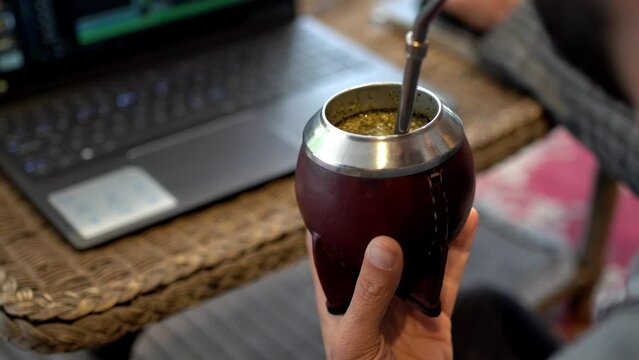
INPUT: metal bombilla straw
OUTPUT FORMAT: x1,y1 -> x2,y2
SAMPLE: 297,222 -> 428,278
395,0 -> 446,134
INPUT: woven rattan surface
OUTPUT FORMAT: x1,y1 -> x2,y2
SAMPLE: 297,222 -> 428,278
0,177 -> 307,353
0,0 -> 549,353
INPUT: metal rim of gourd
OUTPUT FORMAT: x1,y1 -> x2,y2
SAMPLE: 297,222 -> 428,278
302,82 -> 465,178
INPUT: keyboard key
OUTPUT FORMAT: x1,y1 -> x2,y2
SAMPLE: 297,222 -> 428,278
116,92 -> 137,108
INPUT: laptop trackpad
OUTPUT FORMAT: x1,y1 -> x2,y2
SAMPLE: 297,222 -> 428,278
128,120 -> 297,206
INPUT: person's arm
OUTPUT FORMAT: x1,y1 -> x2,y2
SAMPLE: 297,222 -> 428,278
476,1 -> 639,195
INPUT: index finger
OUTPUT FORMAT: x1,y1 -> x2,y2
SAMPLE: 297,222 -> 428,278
440,208 -> 479,315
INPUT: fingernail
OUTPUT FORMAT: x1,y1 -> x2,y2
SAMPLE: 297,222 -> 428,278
368,238 -> 396,270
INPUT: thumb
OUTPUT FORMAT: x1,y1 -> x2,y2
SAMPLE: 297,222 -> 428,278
342,236 -> 403,341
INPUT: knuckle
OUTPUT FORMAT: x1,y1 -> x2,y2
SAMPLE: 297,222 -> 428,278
356,276 -> 388,306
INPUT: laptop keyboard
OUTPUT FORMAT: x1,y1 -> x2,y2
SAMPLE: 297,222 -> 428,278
0,24 -> 367,178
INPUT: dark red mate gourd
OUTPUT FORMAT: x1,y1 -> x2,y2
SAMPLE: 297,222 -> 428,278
295,83 -> 475,316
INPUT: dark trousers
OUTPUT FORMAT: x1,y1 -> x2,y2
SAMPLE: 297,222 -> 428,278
452,289 -> 561,360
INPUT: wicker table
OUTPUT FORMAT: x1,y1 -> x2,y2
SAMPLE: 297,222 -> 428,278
0,0 -> 548,354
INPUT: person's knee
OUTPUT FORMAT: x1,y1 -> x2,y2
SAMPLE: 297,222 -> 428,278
457,287 -> 515,309
454,287 -> 528,326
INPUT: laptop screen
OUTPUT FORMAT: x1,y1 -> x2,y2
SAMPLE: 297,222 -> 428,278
75,1 -> 248,46
0,0 -> 293,99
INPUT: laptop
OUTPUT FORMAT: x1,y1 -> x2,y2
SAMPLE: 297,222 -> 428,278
0,0 -> 404,249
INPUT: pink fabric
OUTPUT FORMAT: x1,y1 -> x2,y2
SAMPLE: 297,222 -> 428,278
475,128 -> 639,268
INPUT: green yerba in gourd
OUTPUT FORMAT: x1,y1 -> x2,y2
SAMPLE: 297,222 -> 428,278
335,110 -> 429,136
